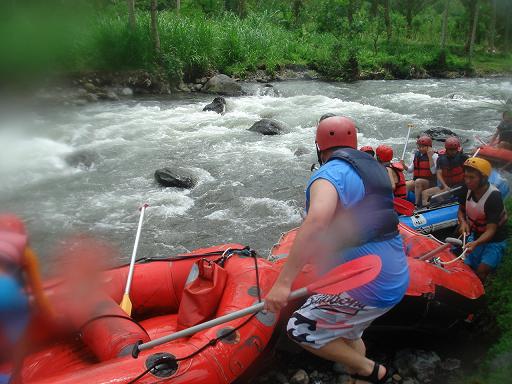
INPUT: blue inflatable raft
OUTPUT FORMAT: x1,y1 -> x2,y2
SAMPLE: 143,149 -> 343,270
399,202 -> 459,235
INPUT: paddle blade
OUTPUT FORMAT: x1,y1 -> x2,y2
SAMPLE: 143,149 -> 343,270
120,293 -> 132,316
306,255 -> 382,295
394,197 -> 415,216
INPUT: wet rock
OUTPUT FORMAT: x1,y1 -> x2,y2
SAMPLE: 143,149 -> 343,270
419,128 -> 466,143
335,374 -> 352,384
261,84 -> 280,97
394,349 -> 440,383
290,369 -> 309,384
402,378 -> 419,384
203,74 -> 243,96
294,146 -> 310,157
154,168 -> 196,189
275,372 -> 289,384
331,362 -> 348,374
64,149 -> 99,170
203,97 -> 226,114
440,358 -> 461,371
193,83 -> 203,91
248,119 -> 287,135
121,87 -> 133,96
319,113 -> 337,122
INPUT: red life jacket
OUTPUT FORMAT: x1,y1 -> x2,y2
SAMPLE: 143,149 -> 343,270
388,163 -> 407,199
413,151 -> 435,180
437,152 -> 466,187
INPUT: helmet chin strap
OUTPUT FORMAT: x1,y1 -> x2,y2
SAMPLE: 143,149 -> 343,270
316,145 -> 323,166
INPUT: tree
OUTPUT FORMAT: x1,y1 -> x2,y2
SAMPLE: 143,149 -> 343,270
462,0 -> 479,54
383,0 -> 391,40
440,0 -> 450,49
176,0 -> 180,14
468,1 -> 480,61
150,0 -> 160,55
127,0 -> 136,30
489,0 -> 496,52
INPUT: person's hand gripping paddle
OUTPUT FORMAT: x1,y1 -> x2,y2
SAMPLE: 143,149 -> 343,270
131,254 -> 381,357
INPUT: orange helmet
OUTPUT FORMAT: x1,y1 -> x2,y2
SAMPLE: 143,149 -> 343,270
376,145 -> 393,162
417,136 -> 432,147
445,136 -> 460,150
316,116 -> 357,151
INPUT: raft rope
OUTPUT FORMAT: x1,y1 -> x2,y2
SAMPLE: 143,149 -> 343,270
127,247 -> 262,384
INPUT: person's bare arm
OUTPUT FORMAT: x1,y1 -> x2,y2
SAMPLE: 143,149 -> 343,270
264,179 -> 339,313
386,167 -> 396,191
436,169 -> 449,190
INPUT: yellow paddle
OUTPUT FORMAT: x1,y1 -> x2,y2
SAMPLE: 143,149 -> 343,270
120,203 -> 149,316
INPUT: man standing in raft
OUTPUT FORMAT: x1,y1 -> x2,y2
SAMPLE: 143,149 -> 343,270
458,158 -> 508,282
264,116 -> 409,384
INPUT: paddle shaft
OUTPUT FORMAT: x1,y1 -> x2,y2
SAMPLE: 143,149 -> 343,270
401,123 -> 414,161
124,204 -> 148,297
135,264 -> 376,353
417,242 -> 451,261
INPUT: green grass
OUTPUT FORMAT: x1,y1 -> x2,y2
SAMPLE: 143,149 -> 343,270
0,6 -> 510,85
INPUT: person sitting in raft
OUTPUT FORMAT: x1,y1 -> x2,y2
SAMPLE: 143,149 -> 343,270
375,145 -> 407,200
0,213 -> 52,383
402,135 -> 438,208
489,100 -> 512,149
359,146 -> 375,158
264,116 -> 409,384
458,158 -> 508,282
421,137 -> 468,206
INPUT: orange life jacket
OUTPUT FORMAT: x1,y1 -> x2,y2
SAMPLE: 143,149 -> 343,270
437,152 -> 466,187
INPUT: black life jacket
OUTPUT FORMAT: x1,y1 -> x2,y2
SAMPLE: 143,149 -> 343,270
326,148 -> 399,243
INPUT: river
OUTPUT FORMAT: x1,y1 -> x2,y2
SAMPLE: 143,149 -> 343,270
0,77 -> 511,273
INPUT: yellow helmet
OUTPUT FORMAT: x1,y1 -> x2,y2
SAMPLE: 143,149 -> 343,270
464,157 -> 492,177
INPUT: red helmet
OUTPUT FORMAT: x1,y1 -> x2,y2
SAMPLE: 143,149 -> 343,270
376,145 -> 393,162
445,136 -> 460,150
0,213 -> 26,235
417,135 -> 432,147
359,145 -> 374,154
316,116 -> 357,151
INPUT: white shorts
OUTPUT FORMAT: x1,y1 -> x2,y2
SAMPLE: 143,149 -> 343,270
287,292 -> 392,349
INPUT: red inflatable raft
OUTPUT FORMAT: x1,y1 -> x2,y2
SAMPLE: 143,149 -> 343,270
477,145 -> 512,168
1,244 -> 282,384
270,223 -> 485,331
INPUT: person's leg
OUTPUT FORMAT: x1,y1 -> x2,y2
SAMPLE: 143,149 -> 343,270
421,186 -> 441,206
301,338 -> 387,383
476,240 -> 507,282
406,180 -> 415,193
476,263 -> 493,282
414,179 -> 429,206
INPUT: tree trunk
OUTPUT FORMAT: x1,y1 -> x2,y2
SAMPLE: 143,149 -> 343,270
370,0 -> 379,19
405,3 -> 412,39
347,0 -> 355,27
383,0 -> 392,40
468,2 -> 479,62
151,0 -> 160,55
238,0 -> 246,18
176,0 -> 180,15
505,2 -> 511,52
127,0 -> 136,31
464,0 -> 477,53
440,0 -> 450,49
489,0 -> 496,52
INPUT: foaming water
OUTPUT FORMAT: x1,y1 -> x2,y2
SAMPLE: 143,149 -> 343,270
0,78 -> 510,270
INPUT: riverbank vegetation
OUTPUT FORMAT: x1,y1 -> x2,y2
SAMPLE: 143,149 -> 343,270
1,1 -> 511,86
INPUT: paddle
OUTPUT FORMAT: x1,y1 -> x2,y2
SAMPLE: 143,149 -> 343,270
394,197 -> 415,216
120,203 -> 149,316
131,254 -> 382,357
401,123 -> 414,161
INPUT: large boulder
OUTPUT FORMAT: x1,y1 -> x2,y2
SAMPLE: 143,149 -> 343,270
419,128 -> 466,143
154,168 -> 196,189
202,74 -> 243,96
248,119 -> 287,135
64,149 -> 99,170
202,97 -> 226,114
